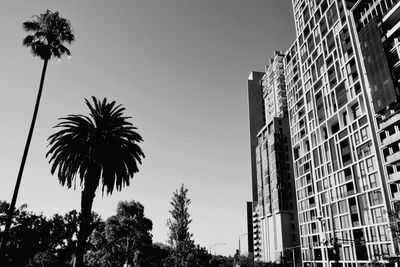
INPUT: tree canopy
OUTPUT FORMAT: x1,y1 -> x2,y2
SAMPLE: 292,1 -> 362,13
23,10 -> 74,60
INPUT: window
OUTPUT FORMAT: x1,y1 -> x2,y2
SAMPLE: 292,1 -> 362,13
340,138 -> 352,166
369,173 -> 379,188
357,141 -> 372,160
338,200 -> 348,213
370,227 -> 378,241
372,207 -> 386,223
380,131 -> 386,142
378,225 -> 389,241
352,103 -> 361,119
354,132 -> 360,145
360,127 -> 369,141
340,215 -> 350,228
343,111 -> 348,126
327,4 -> 339,28
366,157 -> 375,172
381,244 -> 391,257
369,190 -> 383,206
349,197 -> 359,226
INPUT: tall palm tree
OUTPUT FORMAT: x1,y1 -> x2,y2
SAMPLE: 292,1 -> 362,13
46,97 -> 145,267
0,10 -> 74,257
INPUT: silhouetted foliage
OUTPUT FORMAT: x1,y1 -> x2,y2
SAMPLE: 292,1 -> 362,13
86,200 -> 153,267
0,201 -> 50,266
47,97 -> 145,266
23,10 -> 74,60
0,201 -> 101,267
149,242 -> 171,266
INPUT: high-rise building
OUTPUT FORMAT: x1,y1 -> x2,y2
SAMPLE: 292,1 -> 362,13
349,0 -> 400,210
248,52 -> 300,263
247,71 -> 265,259
284,0 -> 398,265
247,1 -> 400,265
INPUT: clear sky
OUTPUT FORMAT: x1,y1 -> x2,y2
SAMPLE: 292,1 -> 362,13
0,0 -> 295,256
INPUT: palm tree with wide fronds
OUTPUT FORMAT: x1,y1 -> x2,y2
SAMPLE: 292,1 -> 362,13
46,97 -> 145,267
0,10 -> 74,258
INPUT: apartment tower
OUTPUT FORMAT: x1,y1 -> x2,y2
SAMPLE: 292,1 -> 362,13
248,52 -> 300,263
285,0 -> 398,265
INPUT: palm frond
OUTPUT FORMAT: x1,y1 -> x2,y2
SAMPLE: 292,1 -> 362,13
47,97 -> 144,195
23,10 -> 75,60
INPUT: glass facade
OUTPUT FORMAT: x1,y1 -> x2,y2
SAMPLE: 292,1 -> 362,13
358,18 -> 397,113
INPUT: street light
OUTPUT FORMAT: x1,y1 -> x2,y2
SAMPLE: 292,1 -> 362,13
209,242 -> 226,255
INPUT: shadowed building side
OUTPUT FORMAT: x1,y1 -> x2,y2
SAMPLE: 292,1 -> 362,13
248,71 -> 266,203
350,0 -> 400,213
247,201 -> 254,256
247,71 -> 265,260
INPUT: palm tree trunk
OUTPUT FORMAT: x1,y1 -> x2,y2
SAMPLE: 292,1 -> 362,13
74,176 -> 99,267
0,59 -> 49,259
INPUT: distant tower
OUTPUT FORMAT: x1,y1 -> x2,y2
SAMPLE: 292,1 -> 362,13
248,52 -> 299,263
248,71 -> 266,203
247,71 -> 264,260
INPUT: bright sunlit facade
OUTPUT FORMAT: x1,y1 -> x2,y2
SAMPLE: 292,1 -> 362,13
247,1 -> 400,265
285,0 -> 399,266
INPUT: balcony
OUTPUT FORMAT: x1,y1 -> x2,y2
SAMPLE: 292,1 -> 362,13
379,112 -> 400,130
382,133 -> 400,147
389,172 -> 400,183
386,151 -> 400,164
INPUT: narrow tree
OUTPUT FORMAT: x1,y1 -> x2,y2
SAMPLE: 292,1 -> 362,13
46,97 -> 145,267
166,184 -> 195,267
0,10 -> 74,257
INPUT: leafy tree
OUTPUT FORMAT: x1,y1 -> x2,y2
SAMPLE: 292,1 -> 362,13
48,210 -> 103,266
46,97 -> 145,266
166,184 -> 197,267
0,11 -> 74,256
149,242 -> 170,266
0,201 -> 103,267
209,255 -> 234,267
86,200 -> 153,267
187,245 -> 212,266
0,201 -> 53,266
33,251 -> 57,267
106,200 -> 152,266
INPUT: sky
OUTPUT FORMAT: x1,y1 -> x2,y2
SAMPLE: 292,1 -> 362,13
0,0 -> 295,256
